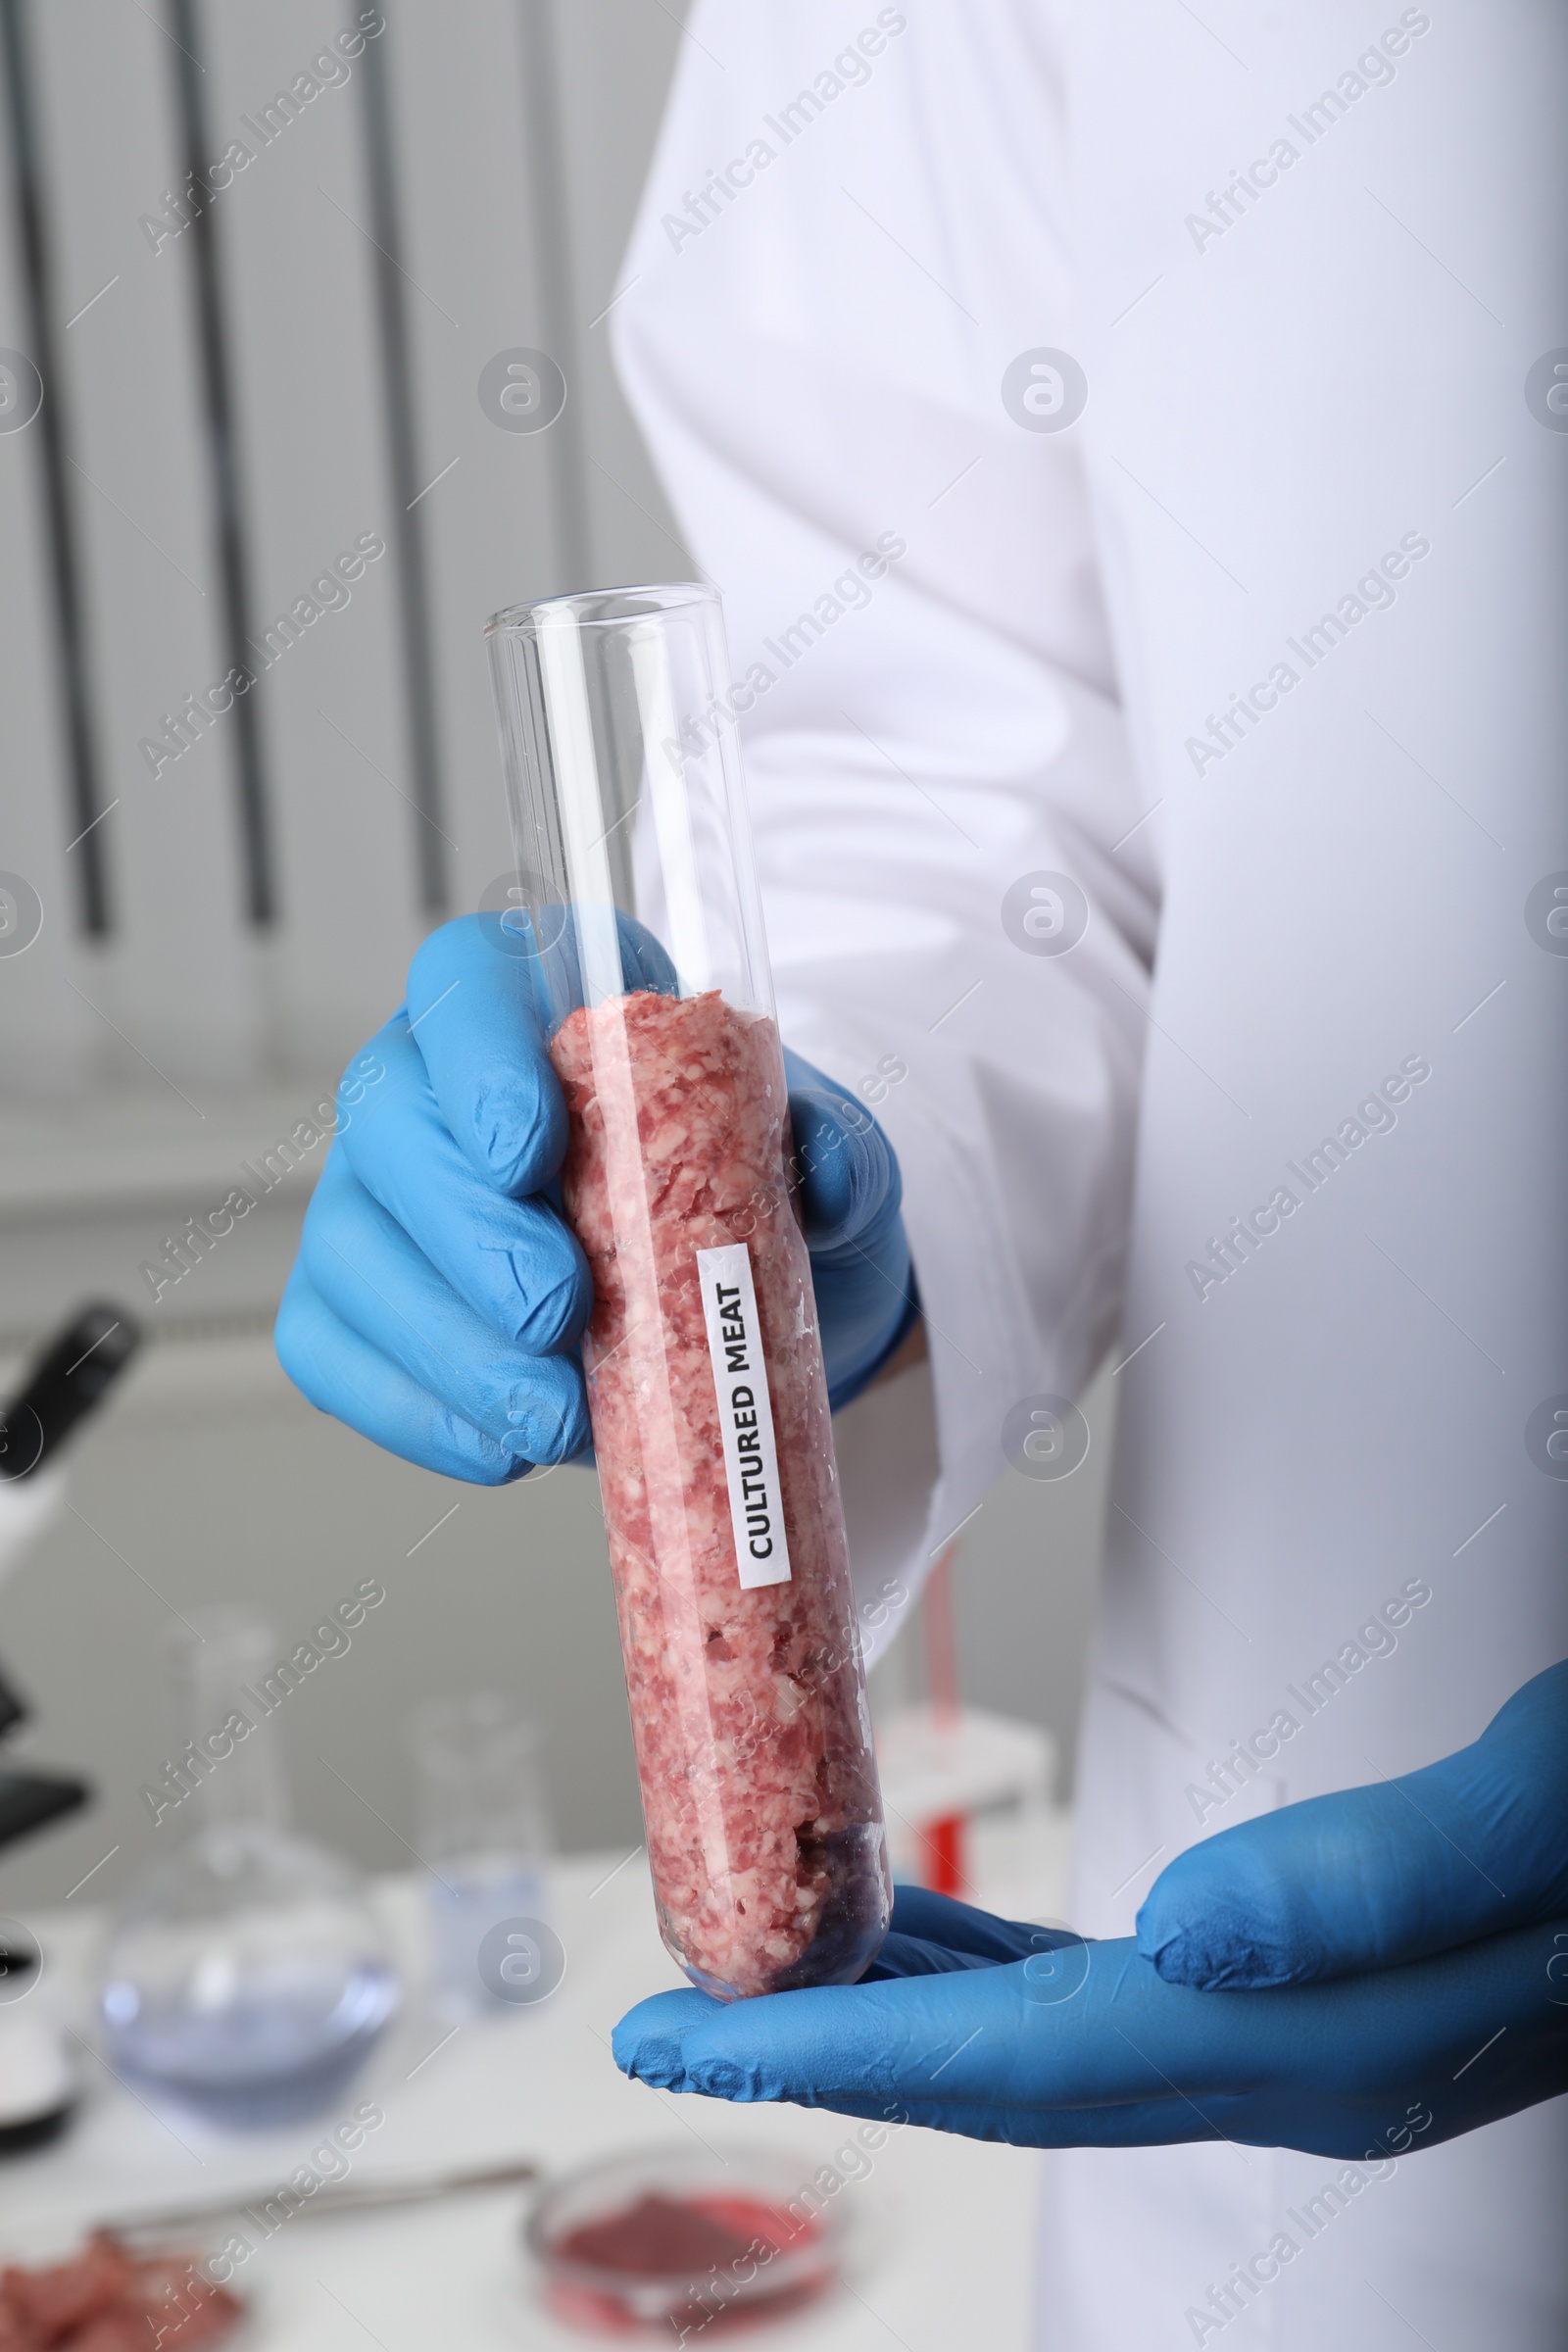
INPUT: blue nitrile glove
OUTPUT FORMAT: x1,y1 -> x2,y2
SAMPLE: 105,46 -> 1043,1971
783,1047 -> 915,1410
275,915 -> 914,1476
1137,1656 -> 1568,1988
612,1663 -> 1568,2156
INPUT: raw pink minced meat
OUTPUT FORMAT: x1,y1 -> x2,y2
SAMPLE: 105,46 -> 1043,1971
551,988 -> 890,1998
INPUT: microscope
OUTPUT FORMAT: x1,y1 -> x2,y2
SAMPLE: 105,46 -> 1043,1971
0,1304 -> 140,2148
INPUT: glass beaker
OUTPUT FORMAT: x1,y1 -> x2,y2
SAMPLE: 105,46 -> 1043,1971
410,1694 -> 550,2018
101,1610 -> 399,2128
485,583 -> 890,2000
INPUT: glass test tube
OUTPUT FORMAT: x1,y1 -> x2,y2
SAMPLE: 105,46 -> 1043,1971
486,583 -> 890,2000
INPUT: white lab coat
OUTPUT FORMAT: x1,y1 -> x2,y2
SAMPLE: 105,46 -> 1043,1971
612,5 -> 1568,2345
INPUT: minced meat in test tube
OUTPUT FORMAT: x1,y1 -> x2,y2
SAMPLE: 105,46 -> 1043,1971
553,988 -> 887,1995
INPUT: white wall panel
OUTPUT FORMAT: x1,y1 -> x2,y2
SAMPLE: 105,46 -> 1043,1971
377,0 -> 580,919
0,74 -> 94,1094
201,0 -> 425,1068
30,0 -> 258,1083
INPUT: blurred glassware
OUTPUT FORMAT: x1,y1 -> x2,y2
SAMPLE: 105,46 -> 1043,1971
100,1610 -> 399,2129
410,1694 -> 550,2020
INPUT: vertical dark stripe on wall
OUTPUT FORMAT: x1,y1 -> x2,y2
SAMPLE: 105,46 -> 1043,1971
168,0 -> 275,927
0,0 -> 110,935
514,0 -> 591,594
357,11 -> 449,915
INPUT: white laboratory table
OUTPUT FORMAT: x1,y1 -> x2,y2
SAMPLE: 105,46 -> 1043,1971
2,1819 -> 1070,2350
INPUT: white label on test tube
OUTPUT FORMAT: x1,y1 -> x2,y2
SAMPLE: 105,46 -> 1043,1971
696,1243 -> 793,1591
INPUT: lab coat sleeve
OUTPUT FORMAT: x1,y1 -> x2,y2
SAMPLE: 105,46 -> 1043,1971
612,1 -> 1155,1656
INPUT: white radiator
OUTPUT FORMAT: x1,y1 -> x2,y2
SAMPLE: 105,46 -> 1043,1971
0,0 -> 687,1098
0,0 -> 690,1344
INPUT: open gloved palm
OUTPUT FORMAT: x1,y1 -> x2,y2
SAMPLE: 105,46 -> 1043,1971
613,1662 -> 1568,2156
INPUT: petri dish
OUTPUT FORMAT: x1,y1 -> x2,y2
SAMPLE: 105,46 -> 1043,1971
524,2143 -> 844,2334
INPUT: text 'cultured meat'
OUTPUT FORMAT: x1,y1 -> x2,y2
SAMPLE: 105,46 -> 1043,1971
551,988 -> 889,1998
